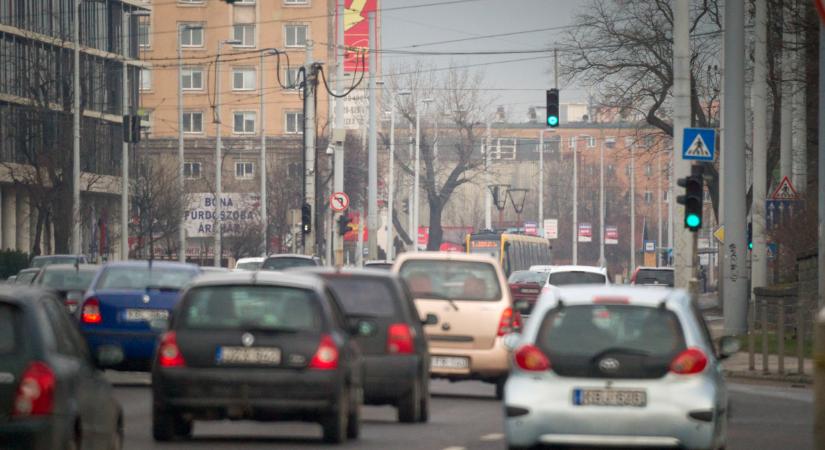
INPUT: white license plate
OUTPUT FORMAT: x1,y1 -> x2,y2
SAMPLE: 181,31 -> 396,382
124,309 -> 168,322
520,288 -> 540,294
217,347 -> 282,365
573,388 -> 647,407
431,356 -> 470,370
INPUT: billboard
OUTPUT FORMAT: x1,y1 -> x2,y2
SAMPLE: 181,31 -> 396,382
605,226 -> 618,245
184,193 -> 261,238
578,223 -> 592,243
342,0 -> 377,73
543,219 -> 558,240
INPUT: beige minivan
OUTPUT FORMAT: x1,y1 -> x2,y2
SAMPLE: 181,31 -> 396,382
394,252 -> 518,399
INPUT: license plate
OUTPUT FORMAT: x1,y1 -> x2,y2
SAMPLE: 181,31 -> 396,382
217,347 -> 282,365
573,388 -> 647,407
520,288 -> 540,294
431,356 -> 469,370
124,309 -> 168,322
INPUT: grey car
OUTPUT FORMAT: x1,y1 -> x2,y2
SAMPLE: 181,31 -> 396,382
503,286 -> 738,450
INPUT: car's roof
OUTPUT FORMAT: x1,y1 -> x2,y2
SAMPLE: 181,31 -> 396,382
188,270 -> 324,291
394,251 -> 498,264
546,265 -> 607,275
236,257 -> 264,263
635,266 -> 675,272
540,285 -> 687,308
265,253 -> 317,260
39,264 -> 99,272
18,268 -> 41,274
296,266 -> 400,280
0,286 -> 57,304
32,254 -> 85,259
101,260 -> 200,270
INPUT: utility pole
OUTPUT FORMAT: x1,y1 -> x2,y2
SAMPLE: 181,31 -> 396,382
630,142 -> 635,271
657,151 -> 663,267
408,123 -> 414,241
780,5 -> 793,182
672,0 -> 693,289
722,0 -> 748,334
484,121 -> 492,230
121,11 -> 130,260
213,39 -> 239,267
303,42 -> 317,256
386,103 -> 395,261
413,102 -> 421,251
538,130 -> 543,234
572,137 -> 578,265
333,0 -> 345,264
367,11 -> 378,260
793,0 -> 807,193
819,20 -> 825,309
72,0 -> 81,255
177,25 -> 188,262
259,50 -> 270,256
599,139 -> 605,267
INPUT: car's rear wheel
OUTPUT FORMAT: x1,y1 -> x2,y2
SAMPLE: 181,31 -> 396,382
398,378 -> 421,423
495,377 -> 506,400
418,377 -> 430,423
347,386 -> 361,439
322,391 -> 349,444
153,404 -> 191,441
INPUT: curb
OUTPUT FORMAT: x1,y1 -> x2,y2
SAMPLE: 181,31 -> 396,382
724,370 -> 812,385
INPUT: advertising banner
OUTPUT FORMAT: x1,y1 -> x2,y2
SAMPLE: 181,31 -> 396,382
184,193 -> 261,238
578,223 -> 592,242
605,226 -> 618,245
342,0 -> 377,73
543,219 -> 558,240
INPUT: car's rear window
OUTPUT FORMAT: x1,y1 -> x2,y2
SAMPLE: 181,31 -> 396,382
548,271 -> 606,286
32,256 -> 83,268
636,269 -> 674,286
399,260 -> 502,301
508,271 -> 547,284
0,304 -> 18,354
536,305 -> 685,378
323,277 -> 398,317
40,269 -> 96,291
262,257 -> 317,271
236,261 -> 262,271
96,266 -> 197,290
181,286 -> 321,331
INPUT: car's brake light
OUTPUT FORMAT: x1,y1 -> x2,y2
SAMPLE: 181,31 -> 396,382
593,296 -> 629,305
387,323 -> 414,354
157,332 -> 185,368
12,362 -> 55,417
497,307 -> 521,336
309,334 -> 339,370
514,345 -> 550,372
81,297 -> 101,324
670,348 -> 707,375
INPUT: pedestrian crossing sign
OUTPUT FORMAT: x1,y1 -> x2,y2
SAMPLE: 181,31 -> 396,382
682,128 -> 715,161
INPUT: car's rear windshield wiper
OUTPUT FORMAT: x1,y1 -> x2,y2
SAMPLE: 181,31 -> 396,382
416,292 -> 459,311
589,347 -> 651,362
239,322 -> 302,333
146,285 -> 181,292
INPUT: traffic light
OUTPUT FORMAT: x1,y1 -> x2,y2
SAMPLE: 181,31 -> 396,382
546,88 -> 559,128
747,222 -> 753,250
676,167 -> 703,232
301,203 -> 311,234
337,215 -> 352,236
131,115 -> 141,143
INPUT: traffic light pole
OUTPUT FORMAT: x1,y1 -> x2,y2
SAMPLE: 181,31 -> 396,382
672,0 -> 693,290
303,43 -> 318,256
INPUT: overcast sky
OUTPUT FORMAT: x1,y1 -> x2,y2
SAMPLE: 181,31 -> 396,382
381,0 -> 585,122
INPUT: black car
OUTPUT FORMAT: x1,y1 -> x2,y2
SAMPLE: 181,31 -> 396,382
32,264 -> 99,314
0,286 -> 123,450
261,254 -> 321,271
298,268 -> 430,423
151,271 -> 363,443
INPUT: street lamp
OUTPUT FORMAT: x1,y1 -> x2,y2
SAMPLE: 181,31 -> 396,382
213,38 -> 242,267
508,188 -> 528,230
412,97 -> 433,251
488,184 -> 510,229
177,23 -> 192,262
385,89 -> 411,260
260,49 -> 278,258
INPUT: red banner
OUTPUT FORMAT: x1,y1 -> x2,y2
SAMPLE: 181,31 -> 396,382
341,0 -> 377,72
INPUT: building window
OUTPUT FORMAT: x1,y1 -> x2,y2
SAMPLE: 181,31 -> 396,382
234,0 -> 255,4
284,67 -> 300,89
625,136 -> 636,148
605,137 -> 617,149
232,24 -> 255,47
285,24 -> 308,47
284,0 -> 308,4
285,111 -> 303,133
644,191 -> 653,203
181,67 -> 203,90
139,69 -> 152,91
232,68 -> 256,91
183,162 -> 201,179
180,24 -> 204,47
581,135 -> 595,148
138,21 -> 150,47
233,112 -> 256,134
645,163 -> 653,176
607,164 -> 615,176
139,108 -> 152,123
182,111 -> 203,133
663,190 -> 669,201
235,162 -> 255,179
569,136 -> 577,149
179,0 -> 204,4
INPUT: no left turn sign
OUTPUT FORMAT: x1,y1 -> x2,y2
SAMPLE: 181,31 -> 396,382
330,192 -> 350,212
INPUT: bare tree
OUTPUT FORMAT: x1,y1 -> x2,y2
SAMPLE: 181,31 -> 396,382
131,154 -> 188,260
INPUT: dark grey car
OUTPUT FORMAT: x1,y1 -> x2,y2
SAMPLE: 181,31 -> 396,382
0,287 -> 123,450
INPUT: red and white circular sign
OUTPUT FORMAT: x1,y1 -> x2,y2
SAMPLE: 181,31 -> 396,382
329,192 -> 350,212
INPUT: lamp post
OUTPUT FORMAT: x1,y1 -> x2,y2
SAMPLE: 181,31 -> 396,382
260,49 -> 277,257
177,24 -> 192,262
386,90 -> 411,260
213,39 -> 241,267
508,188 -> 528,230
72,0 -> 82,255
413,97 -> 433,251
489,184 -> 510,229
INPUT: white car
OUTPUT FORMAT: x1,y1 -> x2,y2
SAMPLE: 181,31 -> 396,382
534,265 -> 610,288
503,286 -> 738,450
234,257 -> 264,271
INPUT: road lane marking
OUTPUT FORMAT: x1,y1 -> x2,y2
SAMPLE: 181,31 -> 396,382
480,433 -> 504,441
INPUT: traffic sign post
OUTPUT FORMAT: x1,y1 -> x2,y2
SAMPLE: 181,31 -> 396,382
682,128 -> 716,161
329,192 -> 350,212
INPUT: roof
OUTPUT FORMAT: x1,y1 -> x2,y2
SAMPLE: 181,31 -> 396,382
635,266 -> 675,271
236,257 -> 264,263
17,268 -> 41,274
295,267 -> 400,280
0,286 -> 56,305
38,264 -> 99,272
101,260 -> 200,270
394,251 -> 498,265
546,265 -> 607,275
265,254 -> 317,260
188,270 -> 323,291
540,285 -> 688,309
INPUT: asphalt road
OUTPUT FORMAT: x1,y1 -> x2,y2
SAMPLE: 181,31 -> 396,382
111,374 -> 812,450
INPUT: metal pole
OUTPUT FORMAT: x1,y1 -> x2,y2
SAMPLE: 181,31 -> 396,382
260,51 -> 268,256
178,26 -> 186,262
599,140 -> 605,267
333,0 -> 345,264
214,41 -> 225,267
630,143 -> 636,271
408,123 -> 414,241
657,151 -> 663,267
72,0 -> 81,255
572,137 -> 577,265
386,104 -> 395,261
672,0 -> 693,289
818,24 -> 825,310
413,103 -> 420,251
538,131 -> 543,234
751,0 -> 769,332
367,12 -> 378,260
553,48 -> 558,89
780,6 -> 793,182
484,121 -> 492,229
304,42 -> 316,256
121,11 -> 129,260
723,0 -> 748,334
794,1 -> 807,194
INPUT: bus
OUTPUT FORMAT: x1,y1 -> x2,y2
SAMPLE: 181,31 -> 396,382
466,231 -> 552,277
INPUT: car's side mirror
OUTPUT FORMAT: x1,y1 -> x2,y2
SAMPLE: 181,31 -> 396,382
502,333 -> 521,351
421,313 -> 438,326
717,336 -> 741,360
94,345 -> 124,369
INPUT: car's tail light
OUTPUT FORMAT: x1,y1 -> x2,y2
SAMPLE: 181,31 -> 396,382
157,332 -> 185,368
81,298 -> 101,324
12,362 -> 55,417
497,307 -> 521,336
514,345 -> 550,372
387,323 -> 414,354
670,348 -> 708,375
309,334 -> 339,370
64,299 -> 78,314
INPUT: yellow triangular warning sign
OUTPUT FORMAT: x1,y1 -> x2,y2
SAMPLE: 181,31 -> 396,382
686,133 -> 711,157
770,176 -> 800,200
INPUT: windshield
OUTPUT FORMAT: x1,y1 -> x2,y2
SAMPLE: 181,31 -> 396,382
548,271 -> 606,286
323,277 -> 398,317
31,256 -> 83,268
181,286 -> 321,331
16,271 -> 37,284
39,269 -> 96,291
262,257 -> 317,271
468,240 -> 500,260
399,260 -> 502,301
635,269 -> 674,286
235,261 -> 262,271
508,271 -> 547,284
96,266 -> 197,290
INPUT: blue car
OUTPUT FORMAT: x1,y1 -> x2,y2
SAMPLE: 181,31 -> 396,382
77,261 -> 201,371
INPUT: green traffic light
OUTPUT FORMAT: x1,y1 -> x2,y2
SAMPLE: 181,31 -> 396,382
547,115 -> 559,126
748,242 -> 753,250
685,214 -> 701,228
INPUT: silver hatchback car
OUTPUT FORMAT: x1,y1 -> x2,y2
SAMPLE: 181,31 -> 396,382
503,286 -> 738,450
